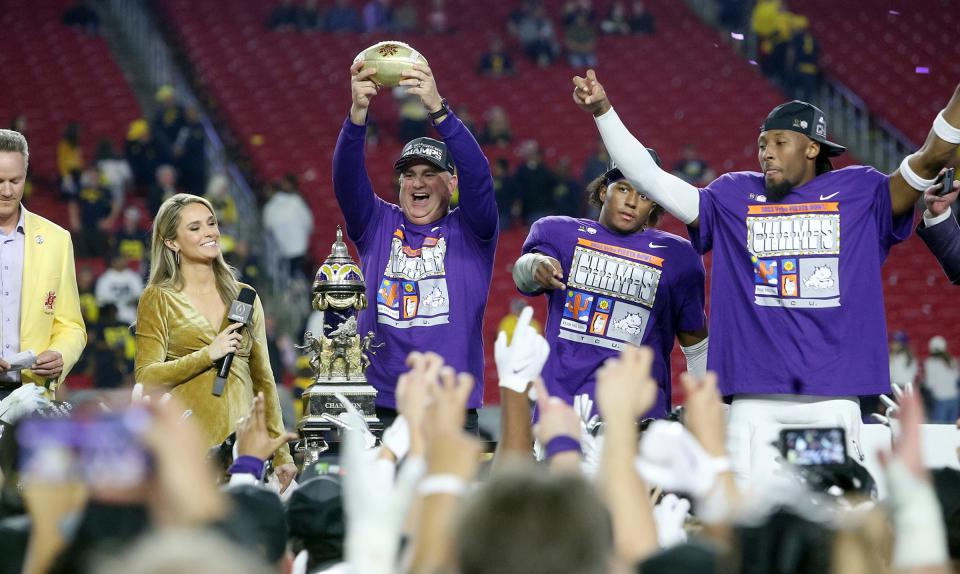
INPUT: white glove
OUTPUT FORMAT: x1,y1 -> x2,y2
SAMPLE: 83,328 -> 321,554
380,415 -> 411,462
652,493 -> 691,548
636,420 -> 727,498
342,417 -> 425,574
573,394 -> 603,476
334,392 -> 378,450
495,306 -> 550,394
871,382 -> 907,440
0,383 -> 51,424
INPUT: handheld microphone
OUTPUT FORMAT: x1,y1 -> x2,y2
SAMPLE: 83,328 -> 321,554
213,287 -> 256,397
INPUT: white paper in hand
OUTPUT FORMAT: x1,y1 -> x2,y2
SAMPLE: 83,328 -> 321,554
495,306 -> 550,394
2,350 -> 36,371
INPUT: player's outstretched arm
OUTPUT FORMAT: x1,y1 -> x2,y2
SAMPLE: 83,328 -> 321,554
889,83 -> 960,216
573,69 -> 702,227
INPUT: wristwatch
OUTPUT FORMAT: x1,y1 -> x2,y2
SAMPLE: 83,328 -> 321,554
429,98 -> 450,123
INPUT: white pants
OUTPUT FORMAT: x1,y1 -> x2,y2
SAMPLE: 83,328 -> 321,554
727,394 -> 864,487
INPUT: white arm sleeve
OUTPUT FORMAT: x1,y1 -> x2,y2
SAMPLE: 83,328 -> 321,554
595,108 -> 702,225
513,252 -> 545,293
680,337 -> 708,376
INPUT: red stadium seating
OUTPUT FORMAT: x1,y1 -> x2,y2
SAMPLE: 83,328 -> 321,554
792,0 -> 960,145
0,0 -> 142,229
157,0 -> 957,404
1,0 -> 143,390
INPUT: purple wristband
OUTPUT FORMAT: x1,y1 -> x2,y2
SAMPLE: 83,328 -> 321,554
544,435 -> 581,459
229,455 -> 266,480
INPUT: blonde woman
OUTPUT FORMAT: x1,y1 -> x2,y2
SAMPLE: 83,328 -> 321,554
135,193 -> 296,489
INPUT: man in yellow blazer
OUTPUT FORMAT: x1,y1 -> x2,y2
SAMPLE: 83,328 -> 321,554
0,129 -> 86,400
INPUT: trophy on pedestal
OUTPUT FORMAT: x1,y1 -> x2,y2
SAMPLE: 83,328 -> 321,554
296,226 -> 382,463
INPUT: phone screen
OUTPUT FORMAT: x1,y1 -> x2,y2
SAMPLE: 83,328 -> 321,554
779,427 -> 846,466
17,409 -> 152,487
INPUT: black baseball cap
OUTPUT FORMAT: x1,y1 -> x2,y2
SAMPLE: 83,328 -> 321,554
286,475 -> 344,543
394,137 -> 456,173
601,148 -> 661,184
761,100 -> 846,157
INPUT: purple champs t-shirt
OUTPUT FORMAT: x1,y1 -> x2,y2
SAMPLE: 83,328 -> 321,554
333,112 -> 498,409
522,217 -> 706,417
690,165 -> 914,397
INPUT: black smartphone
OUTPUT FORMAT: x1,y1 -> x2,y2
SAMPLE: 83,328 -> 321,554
778,427 -> 846,466
936,167 -> 956,197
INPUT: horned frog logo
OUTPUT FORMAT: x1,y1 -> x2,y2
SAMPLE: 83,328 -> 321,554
804,265 -> 835,289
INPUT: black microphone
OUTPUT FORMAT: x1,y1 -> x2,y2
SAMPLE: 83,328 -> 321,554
213,287 -> 256,397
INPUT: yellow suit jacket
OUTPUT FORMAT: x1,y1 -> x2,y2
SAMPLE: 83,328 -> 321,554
20,207 -> 87,391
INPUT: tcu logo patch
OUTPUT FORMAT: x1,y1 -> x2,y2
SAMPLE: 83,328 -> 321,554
44,291 -> 56,313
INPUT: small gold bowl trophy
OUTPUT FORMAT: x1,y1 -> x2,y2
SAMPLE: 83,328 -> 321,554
296,226 -> 382,464
354,40 -> 428,87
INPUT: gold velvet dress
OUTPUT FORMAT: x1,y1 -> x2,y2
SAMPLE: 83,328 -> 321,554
134,283 -> 293,466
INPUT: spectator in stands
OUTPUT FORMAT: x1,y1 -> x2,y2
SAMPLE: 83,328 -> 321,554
398,93 -> 430,142
786,15 -> 819,101
95,138 -> 133,208
427,0 -> 450,34
173,104 -> 207,196
392,0 -> 418,33
514,140 -> 556,223
751,0 -> 791,84
561,0 -> 595,27
326,0 -> 362,33
509,1 -> 559,67
917,170 -> 960,284
889,331 -> 918,390
455,105 -> 479,138
481,105 -> 513,147
564,11 -> 598,68
492,157 -> 520,229
629,0 -> 655,35
299,0 -> 323,30
114,205 -> 150,272
91,302 -> 135,388
924,336 -> 959,423
581,138 -> 610,187
61,0 -> 99,35
226,239 -> 262,288
95,253 -> 144,325
671,144 -> 716,186
152,85 -> 186,150
363,0 -> 392,33
204,174 -> 238,230
718,0 -> 749,31
477,36 -> 516,77
76,264 -> 100,326
8,115 -> 27,137
550,156 -> 582,216
600,1 -> 630,35
57,122 -> 84,196
69,166 -> 116,257
267,0 -> 299,30
126,118 -> 171,194
497,298 -> 543,344
262,174 -> 314,279
149,164 -> 179,218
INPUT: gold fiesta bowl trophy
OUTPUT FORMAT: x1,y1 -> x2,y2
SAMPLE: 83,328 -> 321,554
354,40 -> 428,87
296,226 -> 382,462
